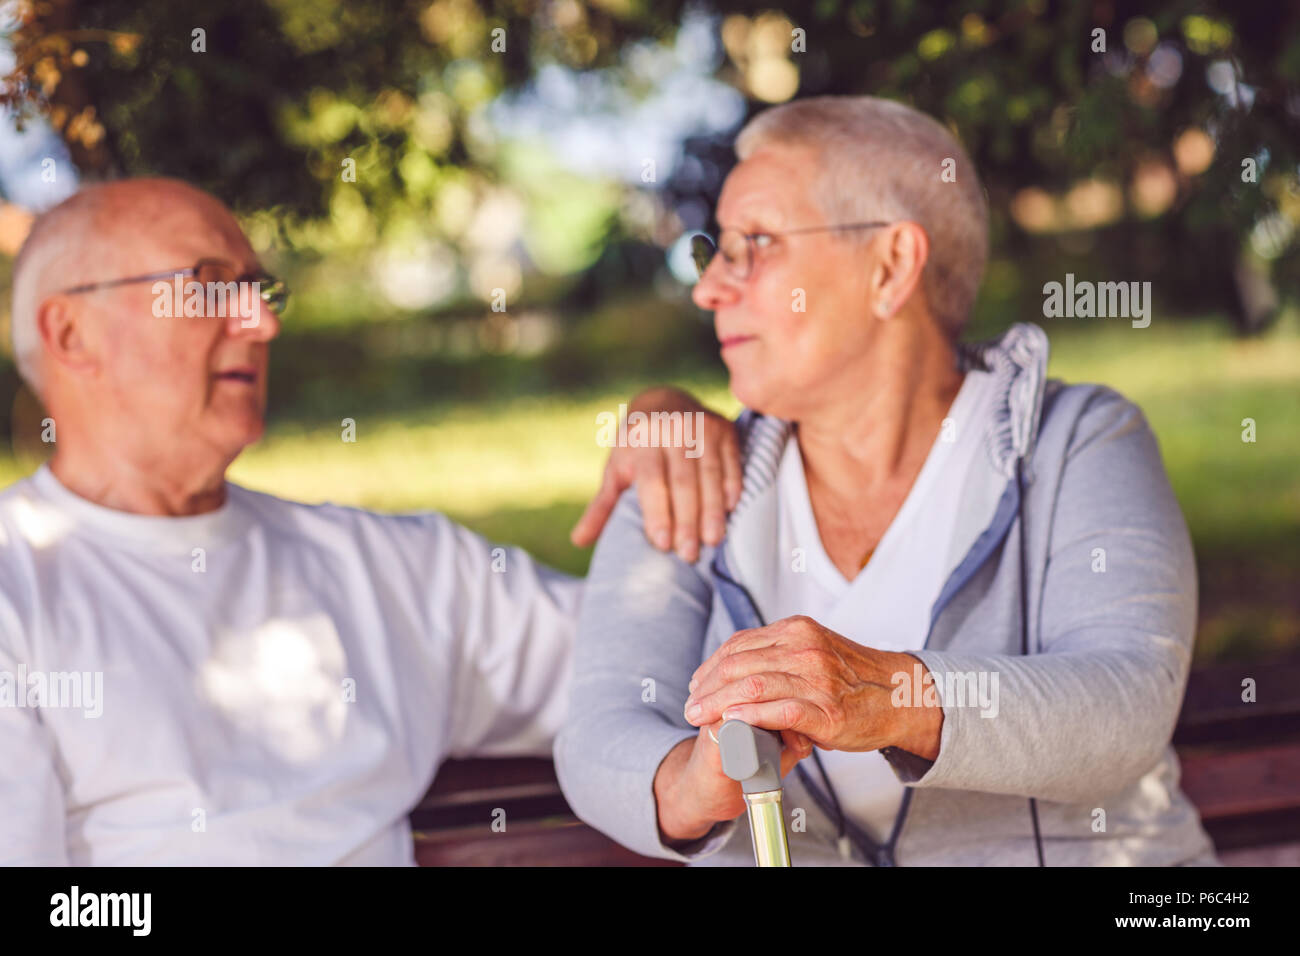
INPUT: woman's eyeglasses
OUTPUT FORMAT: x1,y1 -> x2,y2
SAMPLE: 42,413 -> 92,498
57,257 -> 290,314
689,221 -> 894,281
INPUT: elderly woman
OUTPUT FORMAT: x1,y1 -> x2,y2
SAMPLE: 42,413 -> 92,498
554,96 -> 1218,866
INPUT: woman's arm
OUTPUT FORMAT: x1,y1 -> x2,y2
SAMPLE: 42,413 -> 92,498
902,390 -> 1197,803
553,487 -> 739,860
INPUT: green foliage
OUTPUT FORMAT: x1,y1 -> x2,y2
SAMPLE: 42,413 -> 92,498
698,1 -> 1300,330
4,1 -> 1297,332
2,0 -> 683,254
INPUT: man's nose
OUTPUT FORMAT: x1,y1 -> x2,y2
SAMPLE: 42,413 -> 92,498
225,301 -> 282,341
691,259 -> 742,311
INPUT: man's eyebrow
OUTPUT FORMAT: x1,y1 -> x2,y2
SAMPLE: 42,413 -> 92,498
720,204 -> 788,234
720,222 -> 780,236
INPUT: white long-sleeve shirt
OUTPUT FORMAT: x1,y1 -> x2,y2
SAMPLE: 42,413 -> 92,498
0,465 -> 580,865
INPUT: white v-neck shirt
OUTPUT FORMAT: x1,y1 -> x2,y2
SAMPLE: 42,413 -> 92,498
764,369 -> 999,842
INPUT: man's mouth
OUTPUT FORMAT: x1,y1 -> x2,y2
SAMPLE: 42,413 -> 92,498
719,334 -> 756,350
214,367 -> 258,385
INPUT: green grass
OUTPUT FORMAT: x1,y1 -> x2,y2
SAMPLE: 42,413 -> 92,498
3,316 -> 1296,662
1039,316 -> 1300,661
234,378 -> 740,575
1043,317 -> 1300,558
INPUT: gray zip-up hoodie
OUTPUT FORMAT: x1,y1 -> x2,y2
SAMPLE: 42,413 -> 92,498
555,322 -> 1219,866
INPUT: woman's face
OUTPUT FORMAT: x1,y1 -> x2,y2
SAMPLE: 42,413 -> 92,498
692,143 -> 881,421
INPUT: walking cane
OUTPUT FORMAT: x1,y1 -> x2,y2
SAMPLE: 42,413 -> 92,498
717,719 -> 792,866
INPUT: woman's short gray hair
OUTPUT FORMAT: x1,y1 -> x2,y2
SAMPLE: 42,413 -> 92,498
735,95 -> 988,340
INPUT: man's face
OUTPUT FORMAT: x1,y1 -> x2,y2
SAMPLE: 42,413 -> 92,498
66,198 -> 281,469
691,144 -> 881,421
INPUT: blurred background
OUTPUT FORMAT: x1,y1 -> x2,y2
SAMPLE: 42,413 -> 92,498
0,0 -> 1296,667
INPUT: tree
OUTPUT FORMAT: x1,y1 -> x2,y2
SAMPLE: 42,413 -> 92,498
4,0 -> 1297,331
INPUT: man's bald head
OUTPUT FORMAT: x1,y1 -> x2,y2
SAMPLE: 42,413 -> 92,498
11,178 -> 246,397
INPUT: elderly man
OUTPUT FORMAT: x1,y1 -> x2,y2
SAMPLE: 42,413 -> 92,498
0,177 -> 739,865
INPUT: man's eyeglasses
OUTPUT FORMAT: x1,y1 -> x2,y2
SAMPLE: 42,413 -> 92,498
56,258 -> 290,314
689,221 -> 894,281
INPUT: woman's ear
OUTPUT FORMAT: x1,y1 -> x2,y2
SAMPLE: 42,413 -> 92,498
36,295 -> 100,380
870,221 -> 930,320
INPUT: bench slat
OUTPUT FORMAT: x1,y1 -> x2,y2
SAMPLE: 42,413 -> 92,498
413,818 -> 680,867
1178,742 -> 1300,819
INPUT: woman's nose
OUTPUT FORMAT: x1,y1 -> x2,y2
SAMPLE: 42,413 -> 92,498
692,260 -> 742,311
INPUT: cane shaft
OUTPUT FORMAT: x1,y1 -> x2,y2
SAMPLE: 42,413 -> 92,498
744,790 -> 791,867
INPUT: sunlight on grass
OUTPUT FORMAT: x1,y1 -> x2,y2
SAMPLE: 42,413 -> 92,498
216,318 -> 1299,566
1044,317 -> 1300,558
5,318 -> 1294,556
227,380 -> 741,518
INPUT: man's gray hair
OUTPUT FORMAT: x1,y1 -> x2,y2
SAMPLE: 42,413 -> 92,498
735,95 -> 988,339
9,187 -> 111,398
10,212 -> 59,397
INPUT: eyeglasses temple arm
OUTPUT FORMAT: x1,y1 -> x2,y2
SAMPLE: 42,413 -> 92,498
773,221 -> 893,238
60,267 -> 198,296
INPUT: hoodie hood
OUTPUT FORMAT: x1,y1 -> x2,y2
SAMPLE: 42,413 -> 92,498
957,321 -> 1050,482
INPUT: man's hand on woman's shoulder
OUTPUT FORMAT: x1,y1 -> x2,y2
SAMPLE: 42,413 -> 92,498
571,385 -> 743,562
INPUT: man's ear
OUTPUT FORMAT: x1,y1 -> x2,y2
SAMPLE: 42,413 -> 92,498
36,295 -> 100,379
869,221 -> 930,320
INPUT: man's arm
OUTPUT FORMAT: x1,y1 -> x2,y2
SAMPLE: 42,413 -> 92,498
435,515 -> 583,759
436,386 -> 737,758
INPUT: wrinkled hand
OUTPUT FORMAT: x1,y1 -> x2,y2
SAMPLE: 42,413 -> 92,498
571,386 -> 742,561
654,720 -> 812,843
681,615 -> 943,759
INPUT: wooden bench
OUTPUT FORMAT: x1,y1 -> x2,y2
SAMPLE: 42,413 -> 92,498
1171,655 -> 1300,856
411,655 -> 1300,865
